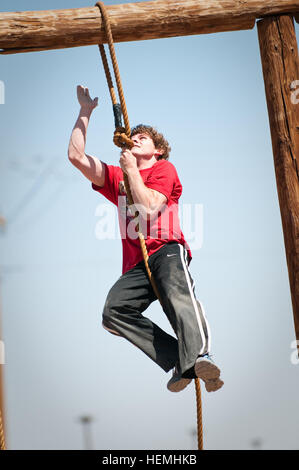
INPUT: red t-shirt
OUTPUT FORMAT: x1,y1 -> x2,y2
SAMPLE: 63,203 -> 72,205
92,159 -> 192,274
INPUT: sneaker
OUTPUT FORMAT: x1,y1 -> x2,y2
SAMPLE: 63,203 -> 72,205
167,367 -> 192,393
194,354 -> 224,392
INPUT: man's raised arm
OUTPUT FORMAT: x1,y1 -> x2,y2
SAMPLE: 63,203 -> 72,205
68,85 -> 105,187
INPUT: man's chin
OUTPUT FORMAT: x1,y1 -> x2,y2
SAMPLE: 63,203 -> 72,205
131,151 -> 141,158
132,152 -> 152,159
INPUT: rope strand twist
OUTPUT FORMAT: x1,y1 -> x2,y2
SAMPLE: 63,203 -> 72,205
0,407 -> 6,450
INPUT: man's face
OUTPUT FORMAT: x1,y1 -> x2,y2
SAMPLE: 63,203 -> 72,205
130,133 -> 160,159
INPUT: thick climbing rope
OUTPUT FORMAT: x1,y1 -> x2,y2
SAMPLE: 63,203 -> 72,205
95,1 -> 203,451
0,408 -> 5,450
194,379 -> 203,450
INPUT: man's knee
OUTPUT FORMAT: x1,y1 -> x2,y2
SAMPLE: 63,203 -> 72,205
102,319 -> 121,336
102,297 -> 121,336
102,293 -> 115,322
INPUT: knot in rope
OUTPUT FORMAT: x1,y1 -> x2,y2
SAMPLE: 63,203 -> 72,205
113,127 -> 134,149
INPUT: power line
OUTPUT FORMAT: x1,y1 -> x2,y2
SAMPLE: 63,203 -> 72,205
5,158 -> 61,226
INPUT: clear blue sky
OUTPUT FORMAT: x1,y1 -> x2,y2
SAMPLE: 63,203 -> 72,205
0,0 -> 299,450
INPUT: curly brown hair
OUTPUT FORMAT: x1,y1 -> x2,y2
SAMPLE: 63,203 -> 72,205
130,124 -> 171,160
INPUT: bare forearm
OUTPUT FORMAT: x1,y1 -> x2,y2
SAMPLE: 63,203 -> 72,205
127,168 -> 155,214
68,106 -> 93,159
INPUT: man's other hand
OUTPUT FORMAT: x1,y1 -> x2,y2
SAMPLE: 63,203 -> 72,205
77,85 -> 98,110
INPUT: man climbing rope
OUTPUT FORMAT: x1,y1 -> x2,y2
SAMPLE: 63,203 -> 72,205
68,85 -> 224,393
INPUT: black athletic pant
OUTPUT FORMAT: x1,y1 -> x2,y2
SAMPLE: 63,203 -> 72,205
102,242 -> 210,377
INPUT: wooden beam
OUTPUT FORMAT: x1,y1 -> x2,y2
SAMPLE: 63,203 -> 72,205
0,0 -> 299,55
258,15 -> 299,350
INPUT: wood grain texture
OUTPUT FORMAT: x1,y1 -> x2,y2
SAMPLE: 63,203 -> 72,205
1,0 -> 299,54
258,15 -> 299,346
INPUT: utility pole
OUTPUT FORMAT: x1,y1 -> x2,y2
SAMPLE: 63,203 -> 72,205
79,415 -> 94,450
0,215 -> 6,450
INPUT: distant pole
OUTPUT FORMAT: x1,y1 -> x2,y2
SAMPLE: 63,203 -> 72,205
0,290 -> 6,450
0,216 -> 6,450
251,438 -> 263,450
79,415 -> 94,450
189,427 -> 197,449
258,15 -> 299,351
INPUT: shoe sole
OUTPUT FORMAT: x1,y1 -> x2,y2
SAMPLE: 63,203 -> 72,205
205,378 -> 224,392
167,377 -> 192,393
194,359 -> 224,392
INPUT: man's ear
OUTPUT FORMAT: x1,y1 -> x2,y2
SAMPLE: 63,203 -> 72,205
154,148 -> 164,157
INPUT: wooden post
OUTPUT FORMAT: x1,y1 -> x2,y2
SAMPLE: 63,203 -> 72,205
258,15 -> 299,350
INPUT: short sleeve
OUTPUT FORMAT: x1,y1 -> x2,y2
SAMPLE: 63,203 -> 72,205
145,160 -> 182,202
91,163 -> 121,206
